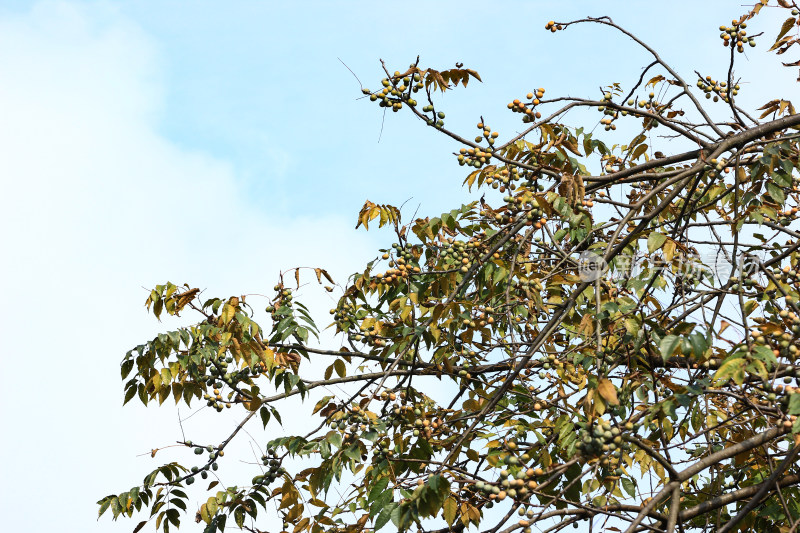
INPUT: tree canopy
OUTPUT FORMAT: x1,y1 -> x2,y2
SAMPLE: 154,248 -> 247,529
100,3 -> 800,532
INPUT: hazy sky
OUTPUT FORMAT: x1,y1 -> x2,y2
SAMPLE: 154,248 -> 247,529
1,1 -> 797,532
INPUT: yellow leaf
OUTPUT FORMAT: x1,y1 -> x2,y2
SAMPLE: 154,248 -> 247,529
532,194 -> 557,217
578,314 -> 594,336
775,17 -> 797,46
221,302 -> 235,325
597,379 -> 620,406
594,394 -> 607,416
443,497 -> 458,525
630,143 -> 649,161
663,238 -> 676,262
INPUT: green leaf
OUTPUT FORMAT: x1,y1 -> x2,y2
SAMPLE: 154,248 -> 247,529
375,503 -> 397,531
772,171 -> 792,187
344,444 -> 361,461
271,407 -> 283,426
752,345 -> 778,367
714,356 -> 746,385
788,393 -> 800,416
369,478 -> 390,502
688,332 -> 707,358
121,359 -> 134,379
621,478 -> 636,498
370,489 -> 393,518
391,503 -> 416,530
328,432 -> 342,450
659,335 -> 681,360
110,496 -> 121,518
767,182 -> 786,204
98,497 -> 113,517
648,232 -> 667,253
123,385 -> 137,405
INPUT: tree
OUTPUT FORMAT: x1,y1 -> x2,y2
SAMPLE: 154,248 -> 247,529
100,3 -> 800,532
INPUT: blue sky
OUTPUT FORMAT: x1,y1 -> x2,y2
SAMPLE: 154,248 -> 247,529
1,1 -> 797,532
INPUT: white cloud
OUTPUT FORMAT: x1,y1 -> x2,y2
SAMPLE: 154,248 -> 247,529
0,3 -> 377,531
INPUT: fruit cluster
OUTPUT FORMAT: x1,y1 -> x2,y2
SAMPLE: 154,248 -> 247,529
457,146 -> 493,169
473,122 -> 500,146
507,89 -> 545,123
363,70 -> 422,113
385,399 -> 451,440
364,67 -> 456,129
381,254 -> 421,280
697,76 -> 740,103
330,300 -> 358,332
354,321 -> 387,347
544,20 -> 563,32
481,164 -> 548,197
266,285 -> 294,317
502,192 -> 548,226
203,383 -> 232,411
719,21 -> 755,52
329,405 -> 379,435
574,419 -> 632,458
749,304 -> 800,358
597,92 -> 620,131
620,93 -> 663,129
471,441 -> 550,514
728,276 -> 761,294
184,440 -> 222,485
439,238 -> 479,273
200,356 -> 261,412
252,447 -> 285,487
423,109 -> 446,128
